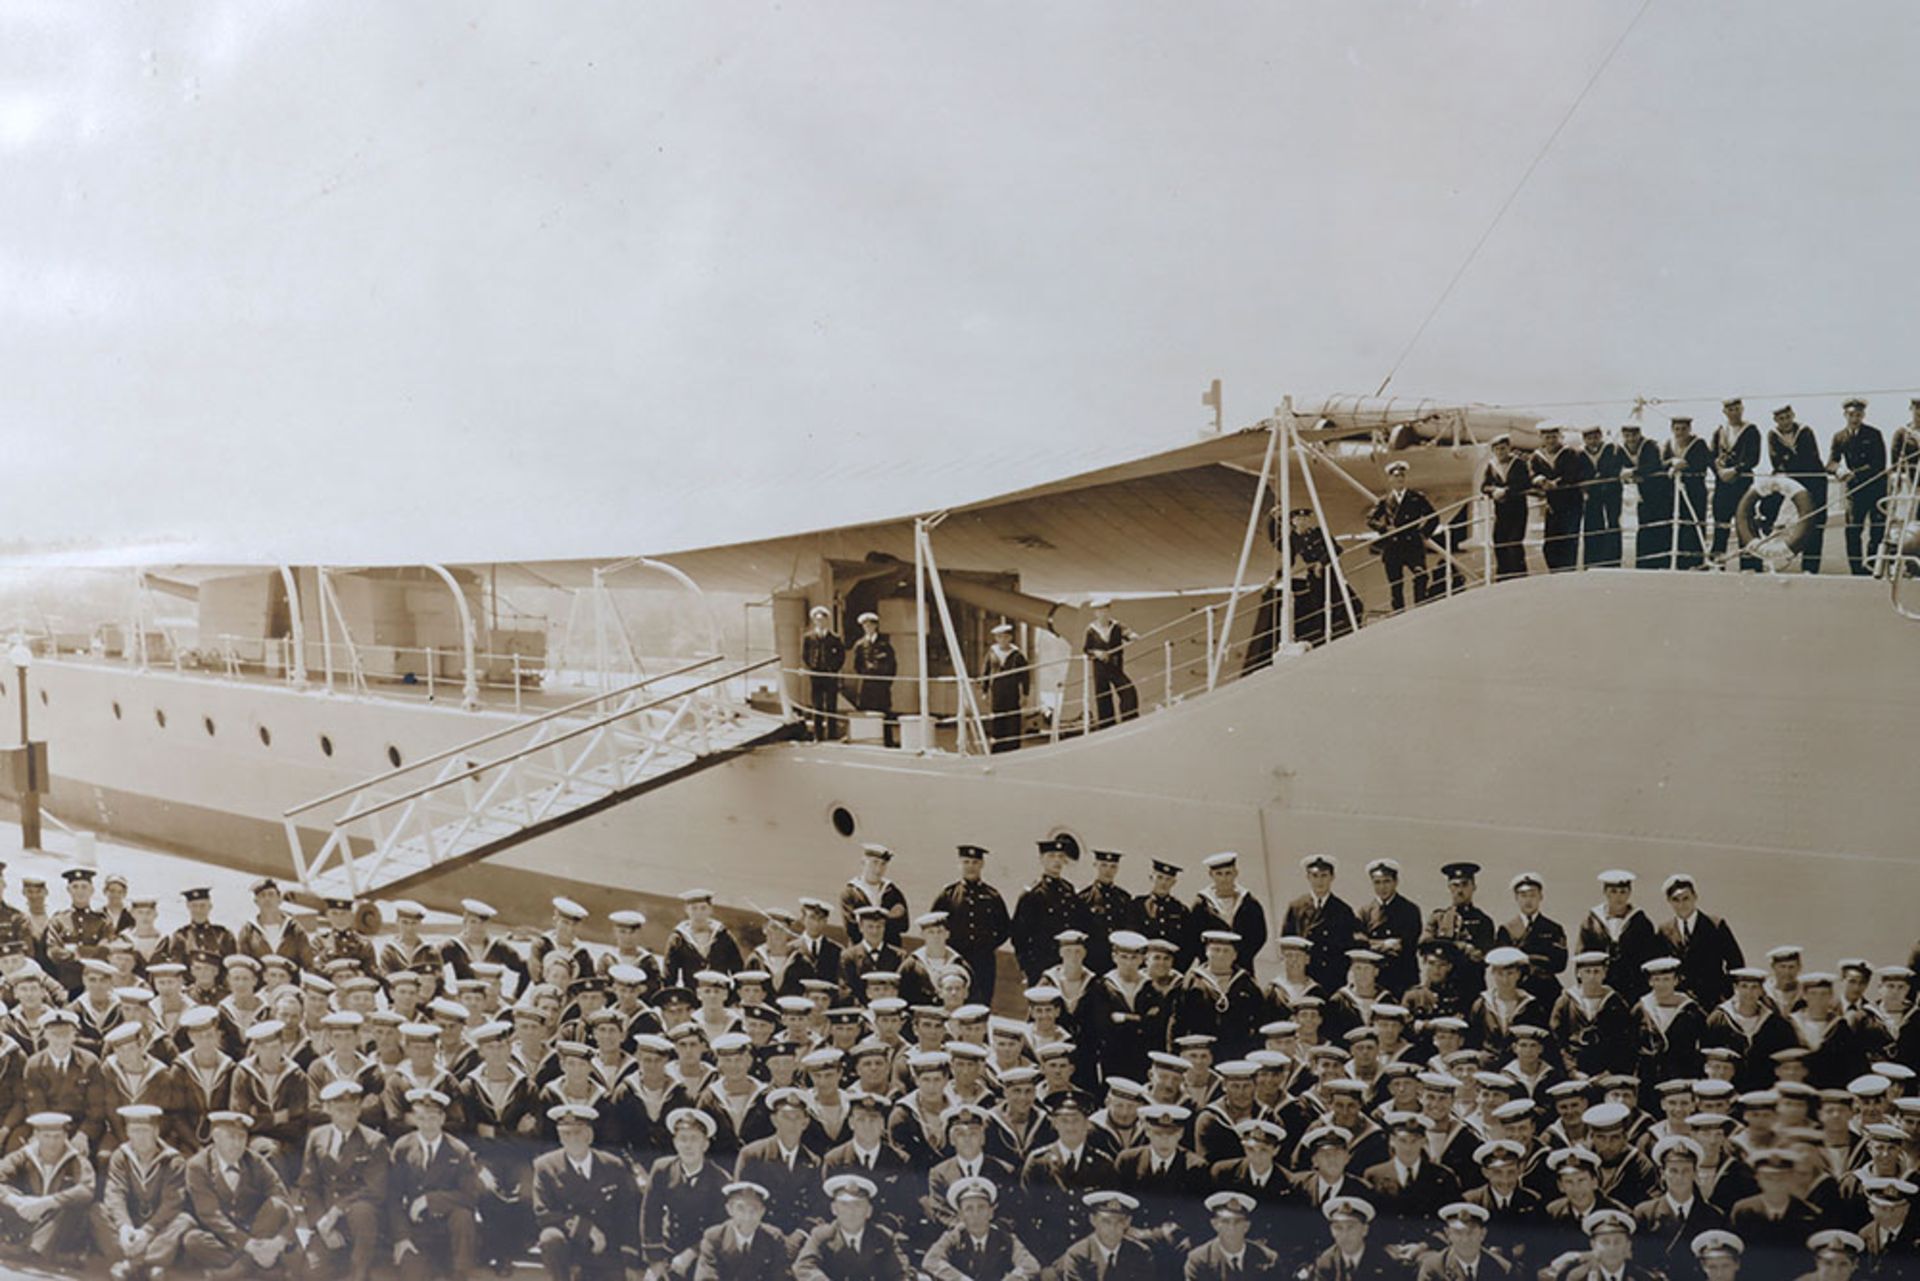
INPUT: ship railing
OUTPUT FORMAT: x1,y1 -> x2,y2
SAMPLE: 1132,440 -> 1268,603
163,636 -> 557,712
286,656 -> 780,898
1879,477 -> 1920,620
780,464 -> 1885,753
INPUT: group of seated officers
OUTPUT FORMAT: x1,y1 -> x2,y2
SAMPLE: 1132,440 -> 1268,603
0,845 -> 1912,1281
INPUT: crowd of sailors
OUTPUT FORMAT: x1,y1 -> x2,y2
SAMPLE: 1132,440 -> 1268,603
0,845 -> 1913,1281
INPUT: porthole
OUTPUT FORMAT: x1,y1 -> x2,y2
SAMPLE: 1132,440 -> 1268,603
258,725 -> 272,747
154,709 -> 167,729
829,805 -> 857,838
386,744 -> 403,769
203,716 -> 216,737
319,734 -> 334,757
111,701 -> 122,720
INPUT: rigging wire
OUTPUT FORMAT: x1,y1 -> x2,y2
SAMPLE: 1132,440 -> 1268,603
1372,0 -> 1658,399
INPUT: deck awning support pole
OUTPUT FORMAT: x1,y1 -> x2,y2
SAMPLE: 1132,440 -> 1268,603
426,565 -> 481,711
1290,410 -> 1364,636
1279,399 -> 1295,648
914,517 -> 931,750
277,565 -> 308,689
917,517 -> 987,754
1210,411 -> 1282,688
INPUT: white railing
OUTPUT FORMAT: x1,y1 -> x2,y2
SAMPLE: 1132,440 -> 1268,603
286,656 -> 782,899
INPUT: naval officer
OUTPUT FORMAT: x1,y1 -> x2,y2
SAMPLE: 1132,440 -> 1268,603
1424,863 -> 1498,993
1135,860 -> 1193,967
848,611 -> 898,747
1829,397 -> 1889,576
1368,460 -> 1438,611
1532,425 -> 1592,573
1282,856 -> 1360,992
801,606 -> 846,743
930,846 -> 1012,1007
1011,838 -> 1080,986
1356,860 -> 1423,997
1077,851 -> 1140,976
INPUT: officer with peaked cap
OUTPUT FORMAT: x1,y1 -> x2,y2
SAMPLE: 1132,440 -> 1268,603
930,844 -> 1012,1007
848,608 -> 899,746
1308,1196 -> 1400,1281
800,603 -> 846,742
1690,1229 -> 1744,1281
1357,858 -> 1424,996
1182,1189 -> 1280,1281
298,1078 -> 389,1280
1076,849 -> 1141,976
180,1111 -> 300,1276
1055,1190 -> 1156,1281
922,1173 -> 1041,1281
689,1179 -> 791,1280
1416,1202 -> 1512,1281
1829,397 -> 1889,577
530,1103 -> 643,1274
1425,862 -> 1498,992
1496,871 -> 1569,1008
792,1172 -> 913,1279
1368,458 -> 1440,611
1011,837 -> 1081,986
385,1086 -> 482,1281
1561,1207 -> 1658,1281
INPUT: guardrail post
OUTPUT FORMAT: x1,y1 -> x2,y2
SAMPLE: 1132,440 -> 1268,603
1163,641 -> 1173,708
426,648 -> 436,702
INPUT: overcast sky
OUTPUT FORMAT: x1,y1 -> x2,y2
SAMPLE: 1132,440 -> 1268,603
1,2 -> 1915,565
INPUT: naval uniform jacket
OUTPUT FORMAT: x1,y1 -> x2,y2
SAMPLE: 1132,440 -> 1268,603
298,1122 -> 390,1218
1011,875 -> 1079,982
731,1137 -> 821,1234
923,1221 -> 1041,1281
663,921 -> 744,989
1356,894 -> 1425,995
1282,893 -> 1361,991
23,1047 -> 107,1146
849,632 -> 898,713
930,877 -> 1012,964
1498,912 -> 1570,1006
387,1130 -> 483,1241
641,1155 -> 730,1264
793,1220 -> 911,1281
1304,1242 -> 1409,1281
1018,1143 -> 1117,1262
1190,887 -> 1270,975
694,1220 -> 796,1280
1360,1158 -> 1463,1232
183,1146 -> 292,1250
530,1147 -> 643,1260
228,1058 -> 311,1155
236,916 -> 313,972
100,1142 -> 190,1233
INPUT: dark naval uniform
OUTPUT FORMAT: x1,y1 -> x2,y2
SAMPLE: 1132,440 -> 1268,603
1482,450 -> 1533,581
1076,864 -> 1141,977
1582,436 -> 1626,568
1497,910 -> 1571,1008
848,627 -> 899,745
1012,871 -> 1079,986
1424,904 -> 1497,993
1368,482 -> 1438,611
1189,888 -> 1269,975
310,923 -> 378,976
1711,419 -> 1762,570
981,640 -> 1029,754
801,624 -> 846,742
164,921 -> 239,969
1281,889 -> 1360,993
45,906 -> 113,993
1531,439 -> 1592,572
1356,892 -> 1424,996
930,858 -> 1012,1006
1768,417 -> 1827,574
1137,891 -> 1192,966
1830,410 -> 1889,575
1626,432 -> 1673,569
1083,618 -> 1140,730
1664,431 -> 1713,570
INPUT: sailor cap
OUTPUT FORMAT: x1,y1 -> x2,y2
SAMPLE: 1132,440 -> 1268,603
1206,1191 -> 1257,1218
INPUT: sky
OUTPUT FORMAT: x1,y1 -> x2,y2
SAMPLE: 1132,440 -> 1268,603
1,1 -> 1916,566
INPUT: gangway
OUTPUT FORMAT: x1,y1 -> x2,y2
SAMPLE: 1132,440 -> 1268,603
285,655 -> 795,903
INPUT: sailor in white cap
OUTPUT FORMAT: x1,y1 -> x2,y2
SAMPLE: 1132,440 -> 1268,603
530,1103 -> 643,1271
1192,852 -> 1269,974
1369,456 -> 1440,610
527,896 -> 595,989
697,1178 -> 791,1275
793,1173 -> 909,1277
662,886 -> 744,992
801,603 -> 846,741
848,607 -> 899,746
1531,422 -> 1588,572
1579,871 -> 1662,1001
97,1103 -> 188,1274
1083,595 -> 1140,731
1482,431 -> 1532,582
1284,854 -> 1359,992
1580,423 -> 1627,569
0,1111 -> 89,1261
981,620 -> 1029,753
923,1173 -> 1038,1279
445,897 -> 528,992
1496,871 -> 1570,1008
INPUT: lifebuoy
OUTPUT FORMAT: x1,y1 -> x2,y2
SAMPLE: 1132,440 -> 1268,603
1734,478 -> 1817,569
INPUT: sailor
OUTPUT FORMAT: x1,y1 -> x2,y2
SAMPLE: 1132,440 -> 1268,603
1768,405 -> 1828,574
1532,425 -> 1592,572
1829,397 -> 1889,576
1369,460 -> 1439,611
1578,871 -> 1663,1002
1357,859 -> 1423,996
1482,436 -> 1533,581
1619,422 -> 1671,569
44,868 -> 111,995
1498,872 -> 1570,1008
1189,853 -> 1269,975
1283,855 -> 1361,993
838,844 -> 910,950
19,877 -> 54,974
91,1102 -> 193,1279
529,1103 -> 644,1276
298,1079 -> 390,1281
929,846 -> 1012,1008
528,897 -> 597,987
800,605 -> 846,743
0,1111 -> 95,1261
387,1087 -> 483,1281
441,899 -> 529,993
1076,850 -> 1141,976
1011,838 -> 1080,986
1655,874 -> 1745,1010
179,1110 -> 300,1277
980,622 -> 1029,754
1665,418 -> 1713,570
848,611 -> 899,747
1713,398 -> 1763,571
1083,597 -> 1140,730
165,888 -> 238,972
235,879 -> 313,974
1580,426 -> 1626,569
1892,398 -> 1920,492
1424,863 -> 1498,993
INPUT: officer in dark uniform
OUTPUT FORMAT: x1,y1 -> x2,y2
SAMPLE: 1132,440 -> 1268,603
165,888 -> 238,968
1011,837 -> 1079,985
800,605 -> 846,742
43,868 -> 111,995
1580,426 -> 1625,568
1497,872 -> 1570,1009
847,610 -> 898,747
1076,850 -> 1141,977
1665,417 -> 1713,570
1423,863 -> 1498,995
310,896 -> 378,975
1356,859 -> 1423,997
1712,398 -> 1763,571
1769,404 -> 1828,574
1368,460 -> 1439,611
1622,423 -> 1672,569
1281,855 -> 1360,993
1482,435 -> 1533,581
1829,396 -> 1889,576
1531,425 -> 1592,572
1892,398 -> 1920,492
1135,860 -> 1192,967
929,845 -> 1011,1007
1402,940 -> 1472,1023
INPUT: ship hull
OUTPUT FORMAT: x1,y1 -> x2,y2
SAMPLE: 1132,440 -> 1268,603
20,570 -> 1919,968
